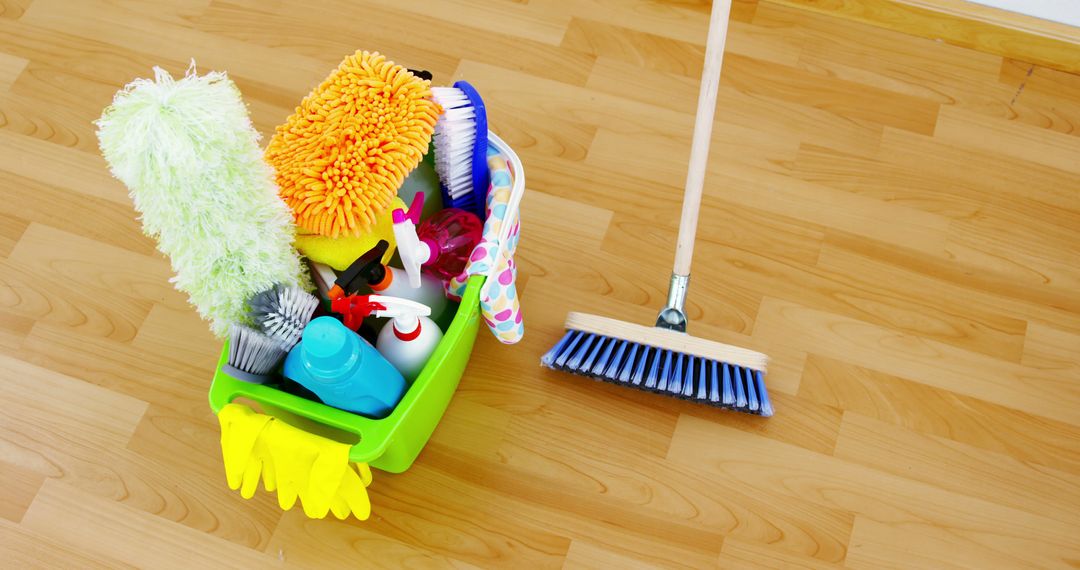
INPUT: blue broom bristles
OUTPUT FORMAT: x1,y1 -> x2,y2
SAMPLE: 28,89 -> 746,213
541,330 -> 774,417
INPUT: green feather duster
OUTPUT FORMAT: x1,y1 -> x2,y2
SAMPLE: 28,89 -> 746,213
96,65 -> 306,337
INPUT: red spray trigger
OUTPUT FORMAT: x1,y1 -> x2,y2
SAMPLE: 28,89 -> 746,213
329,295 -> 386,331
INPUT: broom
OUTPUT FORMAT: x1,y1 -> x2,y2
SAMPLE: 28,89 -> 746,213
541,0 -> 772,416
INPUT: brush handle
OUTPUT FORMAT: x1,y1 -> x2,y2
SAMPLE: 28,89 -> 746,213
673,0 -> 733,277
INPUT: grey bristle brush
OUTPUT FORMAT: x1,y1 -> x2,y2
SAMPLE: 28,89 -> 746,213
223,325 -> 289,384
247,285 -> 319,349
541,0 -> 772,417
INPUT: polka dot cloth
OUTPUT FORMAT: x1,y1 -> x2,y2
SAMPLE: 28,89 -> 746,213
447,145 -> 523,344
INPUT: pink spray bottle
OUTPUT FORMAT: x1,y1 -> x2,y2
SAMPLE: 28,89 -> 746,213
393,193 -> 483,286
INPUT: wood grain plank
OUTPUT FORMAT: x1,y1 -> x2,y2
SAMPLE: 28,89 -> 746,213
799,355 -> 1080,476
667,414 -> 1080,568
21,480 -> 286,568
0,171 -> 154,257
718,537 -> 845,569
0,352 -> 148,448
1000,57 -> 1080,100
0,309 -> 33,351
191,1 -> 592,87
589,56 -> 888,157
563,540 -> 664,569
361,0 -> 572,46
722,52 -> 942,135
588,132 -> 950,255
123,406 -> 287,549
0,517 -> 127,569
0,92 -> 99,152
9,223 -> 186,311
131,304 -> 221,372
455,59 -> 693,140
766,0 -> 1080,74
822,231 -> 1080,336
2,360 -> 280,550
754,298 -> 1080,426
0,258 -> 152,342
266,509 -> 482,569
1022,322 -> 1080,375
834,412 -> 1080,525
21,0 -> 329,95
360,462 -> 576,569
528,0 -> 709,43
469,436 -> 855,563
844,515 -> 1033,569
401,449 -> 721,565
0,0 -> 31,19
0,50 -> 27,90
934,105 -> 1080,174
602,215 -> 1024,362
0,211 -> 27,258
16,322 -> 214,415
0,130 -> 128,206
0,461 -> 44,523
561,18 -> 705,77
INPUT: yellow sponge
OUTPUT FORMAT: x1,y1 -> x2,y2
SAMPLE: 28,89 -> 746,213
294,196 -> 403,270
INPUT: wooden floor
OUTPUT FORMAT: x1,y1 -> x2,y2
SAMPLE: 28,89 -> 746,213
2,0 -> 1079,568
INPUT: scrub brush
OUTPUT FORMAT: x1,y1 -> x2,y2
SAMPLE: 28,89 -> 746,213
223,325 -> 289,384
247,285 -> 319,349
541,0 -> 773,417
431,81 -> 489,219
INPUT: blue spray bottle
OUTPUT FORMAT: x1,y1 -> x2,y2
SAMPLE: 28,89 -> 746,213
283,316 -> 406,418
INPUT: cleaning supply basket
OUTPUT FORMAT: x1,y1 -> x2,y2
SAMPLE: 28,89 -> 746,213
208,134 -> 522,474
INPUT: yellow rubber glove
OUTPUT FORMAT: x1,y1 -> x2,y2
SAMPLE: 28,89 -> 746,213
335,463 -> 372,520
218,404 -> 274,495
262,418 -> 321,514
327,464 -> 373,520
260,418 -> 365,519
217,404 -> 373,521
304,431 -> 351,518
243,422 -> 277,499
355,462 -> 373,487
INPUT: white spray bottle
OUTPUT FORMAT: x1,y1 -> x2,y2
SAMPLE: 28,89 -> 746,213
328,240 -> 449,322
365,294 -> 444,381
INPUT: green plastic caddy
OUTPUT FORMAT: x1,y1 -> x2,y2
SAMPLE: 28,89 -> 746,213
209,133 -> 521,475
209,274 -> 483,472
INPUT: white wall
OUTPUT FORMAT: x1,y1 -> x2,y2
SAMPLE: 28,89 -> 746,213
969,0 -> 1080,27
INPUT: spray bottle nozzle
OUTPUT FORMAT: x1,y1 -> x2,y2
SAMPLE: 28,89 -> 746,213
329,295 -> 385,330
392,193 -> 432,289
330,240 -> 390,300
396,192 -> 424,224
330,294 -> 431,334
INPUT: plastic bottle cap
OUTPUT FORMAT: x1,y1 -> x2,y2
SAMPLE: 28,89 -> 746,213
369,266 -> 393,291
393,318 -> 422,341
302,318 -> 359,373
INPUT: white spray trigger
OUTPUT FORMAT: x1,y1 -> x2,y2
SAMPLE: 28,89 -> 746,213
367,294 -> 431,333
391,193 -> 429,289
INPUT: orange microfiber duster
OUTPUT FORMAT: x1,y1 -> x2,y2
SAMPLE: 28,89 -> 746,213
266,51 -> 440,238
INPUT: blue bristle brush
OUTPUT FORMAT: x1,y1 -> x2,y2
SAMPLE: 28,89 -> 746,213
432,80 -> 489,220
541,0 -> 772,417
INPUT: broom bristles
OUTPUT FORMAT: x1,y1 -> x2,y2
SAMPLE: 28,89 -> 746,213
541,313 -> 772,416
563,312 -> 767,371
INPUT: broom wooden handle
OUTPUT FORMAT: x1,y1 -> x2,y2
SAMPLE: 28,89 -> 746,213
673,0 -> 733,277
